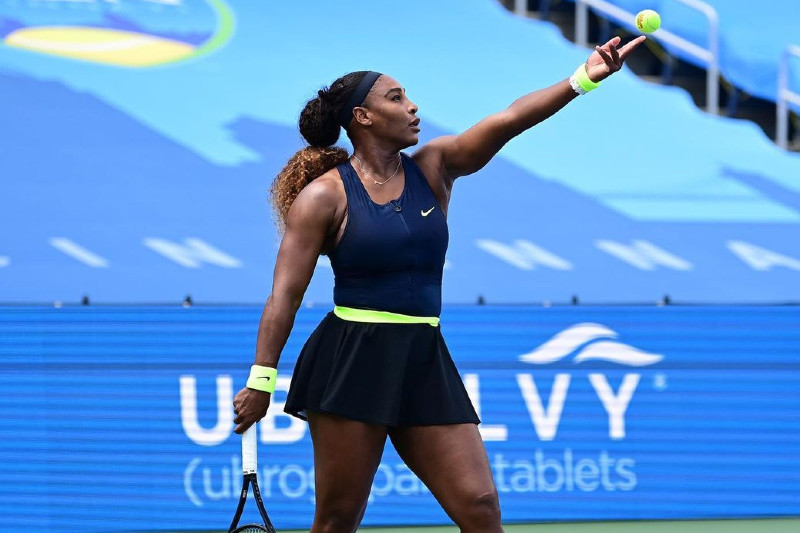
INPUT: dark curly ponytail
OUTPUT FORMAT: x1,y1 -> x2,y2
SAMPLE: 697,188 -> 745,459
271,71 -> 373,230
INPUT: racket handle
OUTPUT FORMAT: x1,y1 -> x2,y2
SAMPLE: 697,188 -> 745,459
242,424 -> 257,474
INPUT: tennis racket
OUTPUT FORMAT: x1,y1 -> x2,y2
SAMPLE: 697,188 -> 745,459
227,423 -> 277,533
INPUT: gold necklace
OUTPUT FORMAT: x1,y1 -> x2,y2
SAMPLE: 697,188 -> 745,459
353,154 -> 402,186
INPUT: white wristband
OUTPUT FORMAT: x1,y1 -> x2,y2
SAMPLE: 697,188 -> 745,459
569,74 -> 587,95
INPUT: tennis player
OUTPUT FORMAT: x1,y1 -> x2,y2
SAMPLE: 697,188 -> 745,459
233,35 -> 644,533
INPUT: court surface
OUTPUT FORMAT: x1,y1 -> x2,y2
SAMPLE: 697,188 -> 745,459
354,519 -> 798,533
349,519 -> 800,533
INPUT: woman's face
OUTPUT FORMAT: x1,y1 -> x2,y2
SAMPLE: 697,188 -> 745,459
359,75 -> 420,147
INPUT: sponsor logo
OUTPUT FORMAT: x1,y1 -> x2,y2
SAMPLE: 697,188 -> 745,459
421,207 -> 435,217
0,0 -> 234,68
519,322 -> 663,366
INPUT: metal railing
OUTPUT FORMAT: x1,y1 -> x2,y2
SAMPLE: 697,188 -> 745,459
574,0 -> 719,115
514,0 -> 798,148
777,45 -> 800,149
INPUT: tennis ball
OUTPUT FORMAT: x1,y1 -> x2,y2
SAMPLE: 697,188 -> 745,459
635,9 -> 661,33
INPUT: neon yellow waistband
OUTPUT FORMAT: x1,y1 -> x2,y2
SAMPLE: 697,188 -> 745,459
333,306 -> 439,327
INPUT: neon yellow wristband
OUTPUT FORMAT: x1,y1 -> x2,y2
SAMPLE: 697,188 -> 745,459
246,365 -> 277,393
573,63 -> 601,93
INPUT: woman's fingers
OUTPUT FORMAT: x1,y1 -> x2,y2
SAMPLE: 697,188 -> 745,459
232,387 -> 271,433
595,45 -> 616,69
610,41 -> 620,64
234,409 -> 259,433
619,35 -> 647,61
587,35 -> 645,81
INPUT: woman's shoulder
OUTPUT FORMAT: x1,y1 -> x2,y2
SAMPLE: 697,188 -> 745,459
295,166 -> 346,209
411,137 -> 455,184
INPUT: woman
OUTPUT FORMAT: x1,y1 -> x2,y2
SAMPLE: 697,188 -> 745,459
233,35 -> 645,533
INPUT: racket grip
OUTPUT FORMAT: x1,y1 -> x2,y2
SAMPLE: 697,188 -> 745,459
242,424 -> 257,474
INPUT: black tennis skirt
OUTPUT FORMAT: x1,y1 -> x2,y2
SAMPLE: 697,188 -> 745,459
284,312 -> 480,427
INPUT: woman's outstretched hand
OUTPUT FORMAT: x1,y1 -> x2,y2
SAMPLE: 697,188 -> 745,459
585,36 -> 646,83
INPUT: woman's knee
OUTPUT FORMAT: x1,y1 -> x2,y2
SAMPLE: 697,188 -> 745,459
455,490 -> 502,530
312,502 -> 365,533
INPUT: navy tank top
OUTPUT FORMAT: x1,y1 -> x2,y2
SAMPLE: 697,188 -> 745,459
329,153 -> 448,317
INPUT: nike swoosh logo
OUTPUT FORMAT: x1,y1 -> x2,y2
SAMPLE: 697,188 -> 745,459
421,207 -> 435,217
258,376 -> 271,381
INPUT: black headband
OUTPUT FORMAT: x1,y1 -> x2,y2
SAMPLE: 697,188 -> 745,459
337,71 -> 382,128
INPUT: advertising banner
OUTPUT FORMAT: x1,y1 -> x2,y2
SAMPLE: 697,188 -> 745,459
1,306 -> 798,532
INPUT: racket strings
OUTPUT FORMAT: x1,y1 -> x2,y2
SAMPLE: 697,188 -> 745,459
231,525 -> 271,533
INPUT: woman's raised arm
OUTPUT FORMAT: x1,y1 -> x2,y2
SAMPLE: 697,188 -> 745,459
415,36 -> 645,184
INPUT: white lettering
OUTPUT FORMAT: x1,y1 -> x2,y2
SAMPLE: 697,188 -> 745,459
184,458 -> 203,507
463,374 -> 508,441
616,458 -> 637,490
516,373 -> 570,440
203,465 -> 231,500
595,240 -> 692,270
180,375 -> 234,446
535,449 -> 564,492
589,373 -> 640,440
185,451 -> 637,505
509,460 -> 535,491
574,458 -> 600,491
48,238 -> 109,267
144,238 -> 242,268
727,240 -> 800,271
476,239 -> 572,270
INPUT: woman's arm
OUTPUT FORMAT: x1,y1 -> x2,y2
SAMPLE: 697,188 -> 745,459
414,36 -> 645,185
233,177 -> 340,433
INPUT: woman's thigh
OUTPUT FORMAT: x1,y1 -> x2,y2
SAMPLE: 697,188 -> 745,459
307,411 -> 388,532
389,423 -> 503,532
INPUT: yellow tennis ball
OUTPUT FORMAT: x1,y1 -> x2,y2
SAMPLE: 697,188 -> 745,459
635,9 -> 661,33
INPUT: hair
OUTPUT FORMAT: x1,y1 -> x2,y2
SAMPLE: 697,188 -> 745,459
270,70 -> 373,230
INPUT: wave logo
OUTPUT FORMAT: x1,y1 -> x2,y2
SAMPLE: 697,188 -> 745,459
1,0 -> 234,68
519,323 -> 663,367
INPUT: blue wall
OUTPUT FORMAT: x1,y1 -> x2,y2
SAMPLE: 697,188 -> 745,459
1,306 -> 798,532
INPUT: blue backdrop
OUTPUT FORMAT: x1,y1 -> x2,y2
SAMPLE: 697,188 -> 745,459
1,305 -> 798,532
2,1 -> 800,305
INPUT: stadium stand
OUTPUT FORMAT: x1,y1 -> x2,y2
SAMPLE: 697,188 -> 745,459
1,0 -> 800,305
520,0 -> 800,145
531,0 -> 800,107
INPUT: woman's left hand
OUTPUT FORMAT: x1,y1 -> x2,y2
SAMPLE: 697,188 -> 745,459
585,36 -> 646,83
